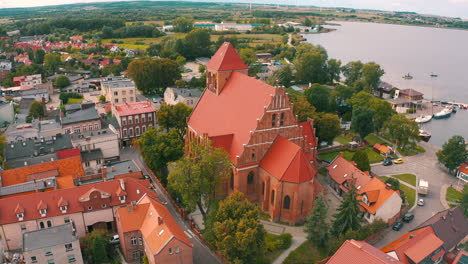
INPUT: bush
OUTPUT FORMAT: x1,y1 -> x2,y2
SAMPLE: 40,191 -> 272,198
385,177 -> 400,190
406,108 -> 416,114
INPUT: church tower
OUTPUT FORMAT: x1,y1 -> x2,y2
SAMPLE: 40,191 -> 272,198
205,42 -> 249,95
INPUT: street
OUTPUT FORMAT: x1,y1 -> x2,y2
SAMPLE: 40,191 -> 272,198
372,141 -> 453,248
120,147 -> 221,264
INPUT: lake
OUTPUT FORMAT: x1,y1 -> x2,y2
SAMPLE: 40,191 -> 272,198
303,21 -> 468,147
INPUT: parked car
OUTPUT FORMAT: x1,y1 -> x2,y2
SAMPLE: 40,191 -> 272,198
418,198 -> 425,206
403,213 -> 414,223
109,234 -> 120,245
392,221 -> 404,231
383,159 -> 393,166
393,158 -> 404,164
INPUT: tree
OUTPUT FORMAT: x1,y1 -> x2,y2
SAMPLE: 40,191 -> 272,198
305,84 -> 331,112
351,107 -> 375,139
208,191 -> 266,264
157,103 -> 192,140
361,62 -> 385,94
182,29 -> 212,59
269,66 -> 293,87
198,64 -> 206,73
315,113 -> 340,144
368,98 -> 394,131
436,135 -> 468,173
102,25 -> 113,38
34,49 -> 45,64
168,141 -> 231,218
347,91 -> 374,109
127,58 -> 181,94
304,17 -> 313,27
175,55 -> 186,66
59,92 -> 83,104
384,114 -> 420,149
44,53 -> 61,73
352,149 -> 371,172
292,95 -> 316,123
332,184 -> 361,235
53,75 -> 70,89
327,58 -> 341,83
304,195 -> 329,248
342,61 -> 363,87
330,84 -> 354,115
92,235 -> 109,263
295,51 -> 328,85
239,48 -> 257,65
138,128 -> 184,186
28,101 -> 45,120
384,177 -> 400,191
172,17 -> 194,33
99,95 -> 106,103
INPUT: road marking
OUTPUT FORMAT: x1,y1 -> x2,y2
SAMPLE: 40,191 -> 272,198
184,230 -> 193,239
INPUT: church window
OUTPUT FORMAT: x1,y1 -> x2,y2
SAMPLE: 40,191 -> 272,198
283,196 -> 291,209
271,190 -> 275,205
247,172 -> 254,184
280,112 -> 285,126
272,114 -> 277,127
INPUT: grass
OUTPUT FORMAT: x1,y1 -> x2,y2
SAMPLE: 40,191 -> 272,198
397,145 -> 426,156
391,174 -> 416,187
365,134 -> 387,146
334,135 -> 351,145
318,147 -> 383,164
210,33 -> 283,47
67,98 -> 84,104
101,34 -> 186,50
262,233 -> 293,263
284,240 -> 328,264
446,187 -> 463,203
400,184 -> 416,208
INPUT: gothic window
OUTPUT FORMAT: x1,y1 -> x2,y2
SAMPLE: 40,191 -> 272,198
247,172 -> 254,184
272,114 -> 277,127
283,196 -> 291,209
271,190 -> 275,205
39,222 -> 45,229
280,112 -> 285,126
262,182 -> 265,195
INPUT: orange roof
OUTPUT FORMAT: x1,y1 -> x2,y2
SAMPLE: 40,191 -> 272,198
299,120 -> 317,154
458,163 -> 468,174
260,136 -> 317,183
381,226 -> 444,264
358,178 -> 397,214
205,42 -> 248,71
117,195 -> 192,256
374,143 -> 390,154
187,71 -> 276,164
327,154 -> 372,190
327,239 -> 402,264
1,157 -> 85,187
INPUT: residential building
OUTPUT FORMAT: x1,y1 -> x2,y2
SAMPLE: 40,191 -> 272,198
74,160 -> 143,186
61,107 -> 102,134
64,100 -> 95,114
7,30 -> 20,36
70,35 -> 83,43
373,143 -> 392,155
0,178 -> 156,251
457,163 -> 468,183
14,53 -> 32,66
186,42 -> 322,224
63,80 -> 97,94
164,87 -> 203,107
0,101 -> 15,126
327,153 -> 372,197
396,89 -> 424,101
13,74 -> 42,87
0,60 -> 12,71
116,194 -> 193,263
20,88 -> 49,101
327,239 -> 403,264
101,77 -> 136,104
112,101 -> 156,145
381,226 -> 446,264
23,223 -> 84,264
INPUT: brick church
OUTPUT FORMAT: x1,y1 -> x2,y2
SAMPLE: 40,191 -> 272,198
186,42 -> 323,224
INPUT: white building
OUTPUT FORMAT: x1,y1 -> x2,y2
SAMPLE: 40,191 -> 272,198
0,101 -> 15,127
14,74 -> 42,87
100,77 -> 136,105
215,22 -> 252,32
164,87 -> 203,108
0,60 -> 12,71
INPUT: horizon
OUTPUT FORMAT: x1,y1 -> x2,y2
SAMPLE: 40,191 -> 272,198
0,0 -> 467,19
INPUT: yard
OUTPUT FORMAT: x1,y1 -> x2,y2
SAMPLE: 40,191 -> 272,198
364,134 -> 387,146
446,187 -> 463,203
334,135 -> 351,145
262,233 -> 293,263
102,34 -> 186,50
67,98 -> 84,104
283,240 -> 328,264
318,147 -> 384,164
380,176 -> 416,208
391,174 -> 416,187
210,33 -> 283,47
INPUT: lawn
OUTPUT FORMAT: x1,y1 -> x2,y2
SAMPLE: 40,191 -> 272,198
102,34 -> 186,50
318,147 -> 383,164
334,135 -> 351,145
284,240 -> 328,264
210,33 -> 283,46
391,174 -> 416,187
380,176 -> 415,208
67,98 -> 84,104
262,233 -> 292,263
446,187 -> 463,203
365,134 -> 386,146
397,145 -> 426,157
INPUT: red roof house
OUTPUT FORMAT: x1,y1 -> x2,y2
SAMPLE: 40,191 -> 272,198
327,153 -> 372,196
328,239 -> 403,264
56,148 -> 81,159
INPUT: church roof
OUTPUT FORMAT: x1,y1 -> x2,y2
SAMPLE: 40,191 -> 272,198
205,42 -> 249,71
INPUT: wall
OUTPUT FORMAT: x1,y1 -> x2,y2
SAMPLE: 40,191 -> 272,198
23,239 -> 83,264
153,238 -> 193,264
121,230 -> 144,262
72,131 -> 120,159
83,208 -> 114,227
63,120 -> 101,134
0,102 -> 14,125
373,192 -> 402,223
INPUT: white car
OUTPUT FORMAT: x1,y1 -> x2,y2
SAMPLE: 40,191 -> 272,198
417,198 -> 425,206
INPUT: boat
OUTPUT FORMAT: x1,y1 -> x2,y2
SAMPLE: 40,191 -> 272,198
452,105 -> 457,113
414,115 -> 432,123
419,129 -> 431,142
434,108 -> 452,119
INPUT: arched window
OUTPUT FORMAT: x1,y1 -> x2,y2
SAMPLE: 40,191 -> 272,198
280,112 -> 285,126
230,170 -> 234,190
271,114 -> 277,127
271,190 -> 275,205
47,220 -> 52,227
247,171 -> 254,184
283,196 -> 291,209
39,222 -> 45,229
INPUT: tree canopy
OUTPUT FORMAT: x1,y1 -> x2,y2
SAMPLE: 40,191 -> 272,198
305,195 -> 329,248
384,114 -> 420,149
28,101 -> 45,121
53,75 -> 70,89
127,58 -> 181,94
172,17 -> 194,33
352,149 -> 371,172
436,135 -> 468,173
315,113 -> 341,145
332,184 -> 362,235
351,107 -> 375,139
44,53 -> 61,73
305,84 -> 331,112
157,102 -> 192,140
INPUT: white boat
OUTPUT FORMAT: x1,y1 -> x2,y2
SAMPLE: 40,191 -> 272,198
419,129 -> 431,142
414,115 -> 432,123
434,108 -> 452,119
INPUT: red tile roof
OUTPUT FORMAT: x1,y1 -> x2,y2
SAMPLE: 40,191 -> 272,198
458,163 -> 468,174
0,178 -> 156,225
327,154 -> 372,190
114,101 -> 155,117
260,136 -> 316,183
374,143 -> 391,154
187,71 -> 276,164
299,120 -> 317,152
358,178 -> 398,214
56,148 -> 81,160
205,42 -> 248,71
327,239 -> 402,264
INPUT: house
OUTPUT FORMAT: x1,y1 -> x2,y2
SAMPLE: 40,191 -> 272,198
20,88 -> 49,101
101,77 -> 136,104
61,107 -> 101,134
256,53 -> 273,62
112,101 -> 156,145
327,153 -> 372,197
327,239 -> 403,264
63,80 -> 97,94
0,60 -> 12,71
373,143 -> 392,155
396,89 -> 424,101
14,53 -> 32,66
164,87 -> 203,108
456,163 -> 468,183
22,223 -> 84,264
116,194 -> 193,263
381,226 -> 446,264
411,206 -> 468,252
0,101 -> 15,126
359,178 -> 402,224
13,74 -> 42,87
186,42 -> 322,224
215,22 -> 253,32
379,81 -> 397,99
0,177 -> 156,251
70,35 -> 83,43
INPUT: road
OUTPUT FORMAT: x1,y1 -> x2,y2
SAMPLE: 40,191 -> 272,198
120,147 -> 221,264
372,141 -> 453,248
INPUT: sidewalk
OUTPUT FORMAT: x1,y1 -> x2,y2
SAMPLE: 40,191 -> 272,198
440,184 -> 450,209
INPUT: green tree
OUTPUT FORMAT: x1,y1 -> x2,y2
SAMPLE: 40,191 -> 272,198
347,91 -> 374,109
44,53 -> 61,73
168,141 -> 231,218
332,184 -> 361,235
330,84 -> 354,115
209,191 -> 266,264
292,95 -> 316,123
92,235 -> 109,263
304,195 -> 329,248
304,17 -> 313,27
183,29 -> 212,59
361,62 -> 385,94
102,25 -> 113,38
342,61 -> 363,87
384,114 -> 420,149
305,84 -> 331,112
351,107 -> 375,139
315,113 -> 341,144
384,178 -> 400,191
198,64 -> 206,73
127,58 -> 181,94
28,101 -> 45,120
327,58 -> 341,83
34,49 -> 45,64
436,135 -> 468,173
295,51 -> 328,85
269,66 -> 293,87
157,102 -> 192,140
98,95 -> 106,103
138,128 -> 184,186
239,48 -> 257,65
172,17 -> 194,33
368,98 -> 394,131
175,55 -> 186,66
352,149 -> 371,172
53,75 -> 70,89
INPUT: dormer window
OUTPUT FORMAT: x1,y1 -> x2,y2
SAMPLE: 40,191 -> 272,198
17,213 -> 24,221
60,206 -> 68,213
39,209 -> 47,217
118,195 -> 126,203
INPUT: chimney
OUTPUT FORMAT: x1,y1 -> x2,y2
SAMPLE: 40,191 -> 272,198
111,166 -> 116,172
158,216 -> 163,225
101,167 -> 107,178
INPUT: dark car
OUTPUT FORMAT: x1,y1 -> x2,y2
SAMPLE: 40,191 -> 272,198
392,221 -> 404,231
402,213 -> 414,223
383,159 -> 393,166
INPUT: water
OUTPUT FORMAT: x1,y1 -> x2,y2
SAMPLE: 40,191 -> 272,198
303,21 -> 468,147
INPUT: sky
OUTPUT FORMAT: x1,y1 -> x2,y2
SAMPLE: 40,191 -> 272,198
1,0 -> 468,19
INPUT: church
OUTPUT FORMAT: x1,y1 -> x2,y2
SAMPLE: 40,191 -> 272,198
186,42 -> 323,224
